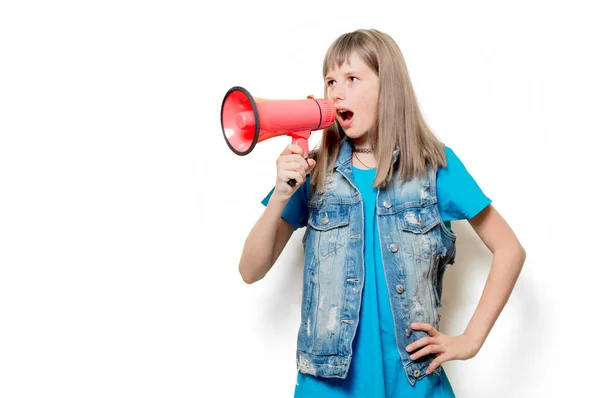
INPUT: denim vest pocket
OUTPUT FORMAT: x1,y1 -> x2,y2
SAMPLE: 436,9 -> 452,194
398,204 -> 438,234
307,205 -> 350,257
396,204 -> 439,259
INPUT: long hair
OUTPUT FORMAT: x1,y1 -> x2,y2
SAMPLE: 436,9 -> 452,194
310,29 -> 447,192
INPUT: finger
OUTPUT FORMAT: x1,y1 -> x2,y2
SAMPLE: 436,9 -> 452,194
280,154 -> 309,169
277,161 -> 306,183
409,344 -> 443,361
281,159 -> 310,177
406,337 -> 437,353
427,353 -> 451,374
278,170 -> 304,185
285,170 -> 304,185
411,322 -> 438,337
307,158 -> 317,172
281,143 -> 304,156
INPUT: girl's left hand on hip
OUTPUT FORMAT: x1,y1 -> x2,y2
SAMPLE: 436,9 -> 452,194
405,322 -> 482,374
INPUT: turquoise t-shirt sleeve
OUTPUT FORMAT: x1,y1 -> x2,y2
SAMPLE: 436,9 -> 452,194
260,175 -> 310,230
437,146 -> 492,221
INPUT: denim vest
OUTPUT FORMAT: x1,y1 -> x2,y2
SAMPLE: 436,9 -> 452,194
297,139 -> 457,386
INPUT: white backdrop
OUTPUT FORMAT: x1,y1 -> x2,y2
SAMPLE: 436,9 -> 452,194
1,1 -> 598,397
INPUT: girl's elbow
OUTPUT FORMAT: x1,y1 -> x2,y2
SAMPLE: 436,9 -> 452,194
519,245 -> 527,264
496,241 -> 526,267
514,242 -> 526,265
239,265 -> 256,284
238,263 -> 265,285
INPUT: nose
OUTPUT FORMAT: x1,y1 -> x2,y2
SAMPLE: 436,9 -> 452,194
328,84 -> 346,101
330,86 -> 345,101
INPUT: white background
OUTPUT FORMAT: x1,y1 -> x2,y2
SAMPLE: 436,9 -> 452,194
1,1 -> 598,397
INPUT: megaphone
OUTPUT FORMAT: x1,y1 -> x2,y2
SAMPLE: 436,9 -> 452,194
220,86 -> 336,186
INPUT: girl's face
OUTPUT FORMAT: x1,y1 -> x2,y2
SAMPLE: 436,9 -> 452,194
325,52 -> 380,145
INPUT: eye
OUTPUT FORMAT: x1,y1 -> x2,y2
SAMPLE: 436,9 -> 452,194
326,80 -> 336,87
349,76 -> 358,83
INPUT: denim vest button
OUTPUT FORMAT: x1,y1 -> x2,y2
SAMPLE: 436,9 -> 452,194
383,200 -> 392,208
321,214 -> 329,224
413,369 -> 421,377
405,328 -> 412,336
395,284 -> 405,294
418,215 -> 425,228
390,243 -> 399,253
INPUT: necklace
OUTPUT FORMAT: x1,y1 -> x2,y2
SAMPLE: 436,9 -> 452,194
353,152 -> 374,169
353,146 -> 373,153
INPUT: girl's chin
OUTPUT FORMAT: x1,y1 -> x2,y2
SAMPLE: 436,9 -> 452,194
344,129 -> 368,140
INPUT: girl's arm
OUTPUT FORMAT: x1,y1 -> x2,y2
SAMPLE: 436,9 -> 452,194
238,143 -> 315,285
406,204 -> 526,372
463,204 -> 527,347
238,199 -> 295,284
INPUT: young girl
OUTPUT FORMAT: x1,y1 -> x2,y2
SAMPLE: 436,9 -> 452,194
238,29 -> 526,397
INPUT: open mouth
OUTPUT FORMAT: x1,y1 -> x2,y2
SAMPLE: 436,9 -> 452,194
337,109 -> 354,125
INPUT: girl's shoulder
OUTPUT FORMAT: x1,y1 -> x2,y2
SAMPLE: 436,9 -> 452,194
441,145 -> 457,164
436,145 -> 491,220
438,145 -> 465,174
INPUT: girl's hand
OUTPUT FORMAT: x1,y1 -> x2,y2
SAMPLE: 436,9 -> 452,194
273,143 -> 316,201
405,322 -> 482,374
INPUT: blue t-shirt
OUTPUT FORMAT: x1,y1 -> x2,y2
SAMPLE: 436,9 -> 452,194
261,147 -> 491,397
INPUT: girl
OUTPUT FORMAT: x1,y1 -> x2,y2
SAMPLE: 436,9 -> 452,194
238,29 -> 526,397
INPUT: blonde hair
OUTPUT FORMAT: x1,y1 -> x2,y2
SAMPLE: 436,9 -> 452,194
310,29 -> 447,192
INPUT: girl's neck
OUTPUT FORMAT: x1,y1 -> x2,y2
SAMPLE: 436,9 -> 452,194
352,137 -> 370,150
352,152 -> 377,170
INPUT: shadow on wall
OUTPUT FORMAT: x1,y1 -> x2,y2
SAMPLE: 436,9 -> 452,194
440,220 -> 537,396
260,231 -> 305,328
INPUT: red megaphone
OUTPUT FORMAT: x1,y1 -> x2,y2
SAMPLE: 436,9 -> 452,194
220,86 -> 336,161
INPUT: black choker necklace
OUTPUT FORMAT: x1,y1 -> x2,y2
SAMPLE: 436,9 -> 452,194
353,147 -> 373,153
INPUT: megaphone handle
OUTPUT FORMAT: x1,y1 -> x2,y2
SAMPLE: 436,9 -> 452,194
287,135 -> 309,187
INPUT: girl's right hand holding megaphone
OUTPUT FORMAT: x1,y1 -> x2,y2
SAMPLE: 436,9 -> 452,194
273,143 -> 316,202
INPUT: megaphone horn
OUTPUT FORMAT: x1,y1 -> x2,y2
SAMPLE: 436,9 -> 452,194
220,86 -> 335,186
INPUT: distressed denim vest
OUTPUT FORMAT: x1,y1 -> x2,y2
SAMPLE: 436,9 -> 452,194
297,138 -> 457,386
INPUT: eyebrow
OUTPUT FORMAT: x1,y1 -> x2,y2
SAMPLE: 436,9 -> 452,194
325,71 -> 360,80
